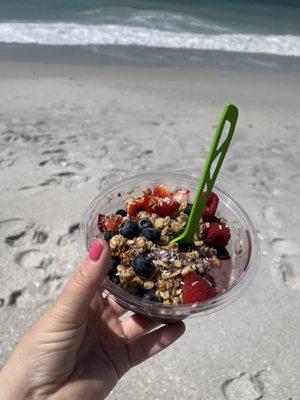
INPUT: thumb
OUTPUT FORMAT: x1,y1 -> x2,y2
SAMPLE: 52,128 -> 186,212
53,239 -> 111,324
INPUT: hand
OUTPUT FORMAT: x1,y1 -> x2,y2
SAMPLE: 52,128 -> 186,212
0,239 -> 185,400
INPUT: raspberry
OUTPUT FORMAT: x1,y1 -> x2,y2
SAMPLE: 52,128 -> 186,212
204,222 -> 231,248
202,192 -> 219,221
183,272 -> 216,303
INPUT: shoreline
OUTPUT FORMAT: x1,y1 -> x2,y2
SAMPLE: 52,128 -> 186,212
1,43 -> 300,75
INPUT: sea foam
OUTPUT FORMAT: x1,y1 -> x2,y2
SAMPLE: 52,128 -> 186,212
0,22 -> 299,57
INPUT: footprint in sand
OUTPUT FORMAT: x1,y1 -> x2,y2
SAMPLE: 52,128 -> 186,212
250,164 -> 277,194
39,157 -> 68,167
227,163 -> 238,173
15,249 -> 53,270
39,154 -> 85,171
34,120 -> 47,129
41,149 -> 66,156
39,178 -> 60,187
39,171 -> 89,189
18,186 -> 44,195
0,129 -> 16,143
57,223 -> 79,247
7,289 -> 26,307
271,238 -> 298,255
263,206 -> 281,229
272,256 -> 300,290
32,228 -> 48,244
289,173 -> 300,184
69,161 -> 85,170
1,218 -> 49,247
149,121 -> 161,126
0,218 -> 28,246
0,153 -> 15,167
65,135 -> 79,143
221,371 -> 265,400
40,274 -> 64,297
0,217 -> 23,227
5,230 -> 27,247
270,238 -> 299,289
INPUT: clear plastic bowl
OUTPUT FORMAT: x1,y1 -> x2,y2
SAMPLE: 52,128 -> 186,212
78,171 -> 260,323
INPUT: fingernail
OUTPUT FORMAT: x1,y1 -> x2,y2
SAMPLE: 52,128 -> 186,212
89,240 -> 103,261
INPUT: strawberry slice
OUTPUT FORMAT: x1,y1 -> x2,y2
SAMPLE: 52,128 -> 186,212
127,198 -> 146,218
144,194 -> 157,213
202,192 -> 219,221
153,185 -> 170,197
104,215 -> 122,232
97,213 -> 106,233
172,189 -> 190,204
145,195 -> 180,217
183,272 -> 216,303
97,214 -> 122,233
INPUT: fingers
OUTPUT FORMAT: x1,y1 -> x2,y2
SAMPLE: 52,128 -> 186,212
128,322 -> 185,367
52,239 -> 111,324
121,314 -> 160,341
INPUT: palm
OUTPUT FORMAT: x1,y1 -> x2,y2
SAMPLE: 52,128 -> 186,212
0,243 -> 185,400
50,294 -> 179,400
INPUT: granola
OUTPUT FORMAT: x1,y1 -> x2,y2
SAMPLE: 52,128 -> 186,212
97,185 -> 232,304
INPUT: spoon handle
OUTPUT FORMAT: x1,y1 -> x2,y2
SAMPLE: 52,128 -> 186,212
172,104 -> 238,244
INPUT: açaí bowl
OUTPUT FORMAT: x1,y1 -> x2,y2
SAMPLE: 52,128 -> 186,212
78,171 -> 260,323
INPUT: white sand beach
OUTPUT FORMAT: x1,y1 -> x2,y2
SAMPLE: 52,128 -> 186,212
0,50 -> 299,399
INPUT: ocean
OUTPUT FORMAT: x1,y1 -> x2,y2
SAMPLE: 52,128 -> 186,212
0,0 -> 300,57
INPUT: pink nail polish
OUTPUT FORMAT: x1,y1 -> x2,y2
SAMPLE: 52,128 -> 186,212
89,240 -> 103,261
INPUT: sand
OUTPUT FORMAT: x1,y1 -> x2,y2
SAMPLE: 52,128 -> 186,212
0,48 -> 299,399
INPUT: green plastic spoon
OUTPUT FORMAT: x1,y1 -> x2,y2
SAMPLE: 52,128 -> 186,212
171,103 -> 238,245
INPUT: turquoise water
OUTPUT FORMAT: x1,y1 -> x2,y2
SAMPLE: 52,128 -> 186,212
0,0 -> 300,56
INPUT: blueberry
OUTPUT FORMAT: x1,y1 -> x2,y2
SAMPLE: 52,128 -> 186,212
116,209 -> 127,217
217,248 -> 231,260
103,231 -> 115,242
184,203 -> 193,215
139,228 -> 161,244
132,255 -> 155,279
109,275 -> 120,285
108,257 -> 120,284
110,257 -> 120,272
142,292 -> 159,302
178,242 -> 196,252
138,218 -> 153,230
120,220 -> 139,239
